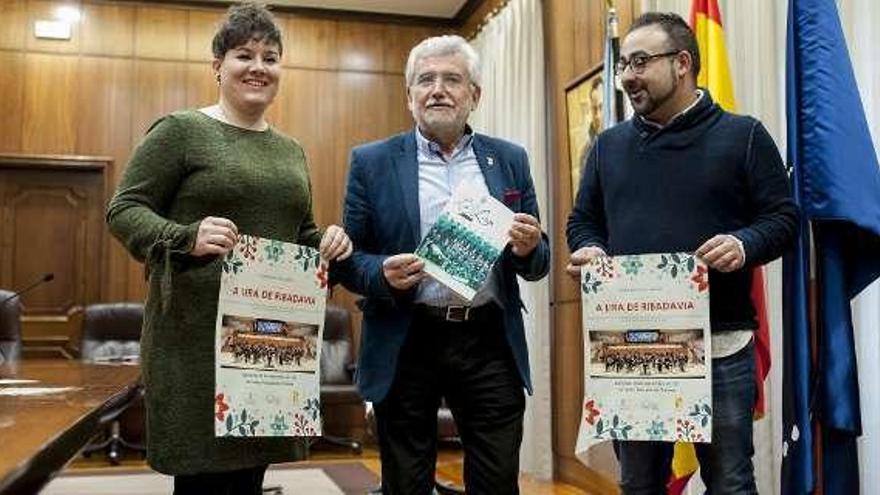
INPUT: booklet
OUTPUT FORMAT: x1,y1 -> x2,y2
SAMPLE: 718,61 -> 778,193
214,235 -> 327,437
575,253 -> 713,457
415,182 -> 515,302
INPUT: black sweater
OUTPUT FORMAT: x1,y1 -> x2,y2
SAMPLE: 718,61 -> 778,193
567,92 -> 798,331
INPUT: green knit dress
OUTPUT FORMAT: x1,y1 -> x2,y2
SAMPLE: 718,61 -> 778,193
107,110 -> 320,475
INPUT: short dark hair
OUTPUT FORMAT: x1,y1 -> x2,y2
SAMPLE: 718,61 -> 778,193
629,12 -> 700,80
212,2 -> 283,59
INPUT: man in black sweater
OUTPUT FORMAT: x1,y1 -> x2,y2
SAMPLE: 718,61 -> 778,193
566,13 -> 797,495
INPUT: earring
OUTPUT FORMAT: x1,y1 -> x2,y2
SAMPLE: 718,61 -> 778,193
216,74 -> 221,85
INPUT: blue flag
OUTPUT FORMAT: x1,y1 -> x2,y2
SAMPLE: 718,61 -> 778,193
784,0 -> 880,493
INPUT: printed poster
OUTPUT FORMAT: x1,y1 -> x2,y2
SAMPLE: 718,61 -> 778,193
415,182 -> 515,302
575,253 -> 712,457
214,235 -> 327,437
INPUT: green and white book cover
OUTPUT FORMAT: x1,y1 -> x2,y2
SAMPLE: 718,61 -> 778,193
415,182 -> 514,302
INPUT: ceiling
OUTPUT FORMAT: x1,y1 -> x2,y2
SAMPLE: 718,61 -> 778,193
183,0 -> 471,19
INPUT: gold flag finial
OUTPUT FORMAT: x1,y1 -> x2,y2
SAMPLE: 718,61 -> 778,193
605,0 -> 619,37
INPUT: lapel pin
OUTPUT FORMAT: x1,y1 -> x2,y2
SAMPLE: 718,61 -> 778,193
486,156 -> 494,167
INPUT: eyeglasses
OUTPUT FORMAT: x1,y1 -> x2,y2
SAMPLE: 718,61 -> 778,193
615,50 -> 681,76
413,72 -> 469,90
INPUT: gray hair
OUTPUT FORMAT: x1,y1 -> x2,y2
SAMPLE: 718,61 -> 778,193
404,35 -> 482,87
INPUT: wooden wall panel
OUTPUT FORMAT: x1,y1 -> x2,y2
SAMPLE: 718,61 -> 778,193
0,52 -> 25,152
21,54 -> 79,154
76,57 -> 134,161
333,72 -> 398,179
131,60 -> 187,141
308,72 -> 345,224
134,6 -> 187,60
0,0 -> 27,50
185,62 -> 218,110
285,15 -> 338,70
337,20 -> 385,72
275,69 -> 341,223
81,2 -> 134,56
583,0 -> 607,74
386,78 -> 413,136
76,56 -> 134,302
382,25 -> 436,74
186,10 -> 223,62
262,83 -> 286,135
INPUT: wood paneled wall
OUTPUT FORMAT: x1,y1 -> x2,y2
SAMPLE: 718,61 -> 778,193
542,0 -> 640,492
0,0 -> 438,309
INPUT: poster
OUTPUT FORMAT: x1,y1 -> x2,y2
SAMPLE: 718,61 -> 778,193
566,64 -> 605,205
575,253 -> 712,456
415,181 -> 514,302
214,235 -> 327,437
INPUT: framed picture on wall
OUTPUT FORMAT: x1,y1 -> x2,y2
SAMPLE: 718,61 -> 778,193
565,64 -> 605,205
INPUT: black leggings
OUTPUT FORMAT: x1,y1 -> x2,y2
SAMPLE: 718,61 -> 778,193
173,465 -> 267,495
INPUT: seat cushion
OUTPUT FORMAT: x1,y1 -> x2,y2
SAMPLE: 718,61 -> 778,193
320,339 -> 351,385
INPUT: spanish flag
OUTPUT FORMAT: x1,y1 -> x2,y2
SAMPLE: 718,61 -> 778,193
668,1 -> 772,493
691,0 -> 735,110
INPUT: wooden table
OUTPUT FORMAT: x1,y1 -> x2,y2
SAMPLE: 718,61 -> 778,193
0,360 -> 141,494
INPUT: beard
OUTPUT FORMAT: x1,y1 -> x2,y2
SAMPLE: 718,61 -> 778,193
417,108 -> 469,139
626,66 -> 679,118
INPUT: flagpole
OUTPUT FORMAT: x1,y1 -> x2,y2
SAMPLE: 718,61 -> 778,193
607,5 -> 624,122
602,0 -> 624,127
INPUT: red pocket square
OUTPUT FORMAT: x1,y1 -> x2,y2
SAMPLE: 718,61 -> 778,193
503,189 -> 522,205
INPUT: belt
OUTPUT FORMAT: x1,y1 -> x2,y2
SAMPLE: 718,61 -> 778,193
415,304 -> 492,323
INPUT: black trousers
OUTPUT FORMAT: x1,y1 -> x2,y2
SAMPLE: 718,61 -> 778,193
374,305 -> 526,495
173,465 -> 267,495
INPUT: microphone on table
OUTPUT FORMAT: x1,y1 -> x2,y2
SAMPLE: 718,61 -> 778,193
0,273 -> 55,307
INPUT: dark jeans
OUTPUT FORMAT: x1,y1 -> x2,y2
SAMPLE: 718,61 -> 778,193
374,305 -> 525,495
614,341 -> 757,495
173,465 -> 267,495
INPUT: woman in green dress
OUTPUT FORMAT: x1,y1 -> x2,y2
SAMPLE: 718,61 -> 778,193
106,3 -> 351,493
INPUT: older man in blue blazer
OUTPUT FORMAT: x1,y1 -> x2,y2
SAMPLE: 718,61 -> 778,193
336,34 -> 550,495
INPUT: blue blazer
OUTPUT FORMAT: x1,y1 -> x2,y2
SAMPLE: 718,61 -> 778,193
336,130 -> 550,403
